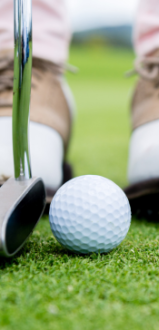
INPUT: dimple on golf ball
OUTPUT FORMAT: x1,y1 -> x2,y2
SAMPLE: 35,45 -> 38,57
49,175 -> 131,254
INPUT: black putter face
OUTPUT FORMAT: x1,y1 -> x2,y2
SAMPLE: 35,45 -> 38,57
0,177 -> 46,257
6,180 -> 45,255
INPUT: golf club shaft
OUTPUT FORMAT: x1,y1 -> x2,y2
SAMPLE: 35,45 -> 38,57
13,0 -> 32,180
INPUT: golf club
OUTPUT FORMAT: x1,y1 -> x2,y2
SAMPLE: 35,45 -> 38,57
0,0 -> 46,257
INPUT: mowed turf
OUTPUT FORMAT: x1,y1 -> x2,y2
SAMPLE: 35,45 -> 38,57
1,46 -> 159,330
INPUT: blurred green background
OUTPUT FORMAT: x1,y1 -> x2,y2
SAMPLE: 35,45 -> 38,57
67,45 -> 135,187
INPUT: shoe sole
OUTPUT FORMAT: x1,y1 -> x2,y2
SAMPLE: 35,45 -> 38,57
124,178 -> 159,221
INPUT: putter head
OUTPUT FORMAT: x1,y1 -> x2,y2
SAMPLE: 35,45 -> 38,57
0,177 -> 46,257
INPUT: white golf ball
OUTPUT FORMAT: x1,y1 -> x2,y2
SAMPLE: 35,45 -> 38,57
49,175 -> 131,254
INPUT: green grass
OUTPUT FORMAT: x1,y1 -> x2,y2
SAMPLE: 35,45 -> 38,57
1,46 -> 159,330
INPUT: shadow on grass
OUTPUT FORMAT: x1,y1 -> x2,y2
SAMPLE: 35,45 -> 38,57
1,215 -> 159,270
0,253 -> 22,269
0,235 -> 112,270
132,214 -> 159,226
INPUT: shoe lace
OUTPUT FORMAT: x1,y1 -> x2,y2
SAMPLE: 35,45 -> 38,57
126,56 -> 159,82
0,54 -> 78,107
0,57 -> 13,91
0,73 -> 13,92
0,56 -> 13,107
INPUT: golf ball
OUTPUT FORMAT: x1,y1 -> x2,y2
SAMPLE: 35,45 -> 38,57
49,175 -> 131,253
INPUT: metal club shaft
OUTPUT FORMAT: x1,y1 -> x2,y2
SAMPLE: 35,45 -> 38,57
0,0 -> 46,257
13,0 -> 32,180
